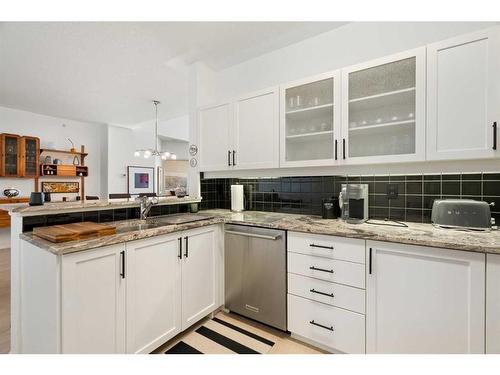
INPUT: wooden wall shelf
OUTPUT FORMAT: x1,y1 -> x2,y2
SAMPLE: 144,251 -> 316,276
40,164 -> 89,177
40,148 -> 88,157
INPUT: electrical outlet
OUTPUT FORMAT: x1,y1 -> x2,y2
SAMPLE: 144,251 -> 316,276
386,184 -> 399,199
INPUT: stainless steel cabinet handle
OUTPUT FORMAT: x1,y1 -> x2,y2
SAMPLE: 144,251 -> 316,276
369,247 -> 372,274
224,230 -> 281,240
232,150 -> 236,166
228,150 -> 232,166
310,288 -> 334,298
335,139 -> 338,160
342,138 -> 346,159
309,266 -> 334,273
309,243 -> 334,250
184,236 -> 189,258
309,320 -> 334,332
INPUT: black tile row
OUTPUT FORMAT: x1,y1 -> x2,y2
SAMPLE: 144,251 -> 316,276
200,173 -> 500,224
22,204 -> 189,232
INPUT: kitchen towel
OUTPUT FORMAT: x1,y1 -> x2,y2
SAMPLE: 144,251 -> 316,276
231,184 -> 244,212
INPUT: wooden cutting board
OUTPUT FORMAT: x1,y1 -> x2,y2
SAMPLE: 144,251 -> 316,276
33,221 -> 117,243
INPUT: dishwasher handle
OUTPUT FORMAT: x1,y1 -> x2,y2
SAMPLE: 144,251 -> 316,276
224,230 -> 282,241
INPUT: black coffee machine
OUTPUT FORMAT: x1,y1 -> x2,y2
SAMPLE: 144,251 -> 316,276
322,197 -> 341,219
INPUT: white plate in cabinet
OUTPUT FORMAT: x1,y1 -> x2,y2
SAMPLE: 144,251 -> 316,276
288,231 -> 365,264
288,294 -> 365,354
288,252 -> 365,289
288,273 -> 365,314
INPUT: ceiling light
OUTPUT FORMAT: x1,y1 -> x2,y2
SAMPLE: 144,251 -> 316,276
134,100 -> 173,160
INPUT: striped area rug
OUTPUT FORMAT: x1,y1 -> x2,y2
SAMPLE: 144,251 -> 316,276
165,317 -> 275,354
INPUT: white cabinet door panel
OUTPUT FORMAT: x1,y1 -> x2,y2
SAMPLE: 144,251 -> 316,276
342,47 -> 426,164
288,294 -> 365,354
487,254 -> 500,353
427,26 -> 500,160
366,241 -> 485,354
288,231 -> 365,264
288,252 -> 365,289
182,226 -> 216,329
126,234 -> 182,354
198,102 -> 232,171
234,87 -> 279,169
288,273 -> 365,314
61,245 -> 126,354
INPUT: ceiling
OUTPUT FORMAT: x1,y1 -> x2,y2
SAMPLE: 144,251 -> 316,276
0,22 -> 347,126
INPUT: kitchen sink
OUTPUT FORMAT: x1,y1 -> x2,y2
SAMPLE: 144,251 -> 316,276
117,213 -> 214,233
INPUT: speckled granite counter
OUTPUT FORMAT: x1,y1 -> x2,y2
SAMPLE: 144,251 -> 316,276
21,209 -> 500,255
9,196 -> 201,216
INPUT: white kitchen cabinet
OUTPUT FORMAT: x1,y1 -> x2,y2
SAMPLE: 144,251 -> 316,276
181,225 -> 217,329
341,48 -> 426,164
61,244 -> 126,354
198,88 -> 279,172
486,254 -> 500,354
125,234 -> 182,354
280,71 -> 341,167
198,102 -> 233,171
366,241 -> 485,354
427,27 -> 500,160
233,87 -> 279,169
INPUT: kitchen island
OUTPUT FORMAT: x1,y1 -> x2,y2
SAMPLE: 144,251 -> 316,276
13,207 -> 500,354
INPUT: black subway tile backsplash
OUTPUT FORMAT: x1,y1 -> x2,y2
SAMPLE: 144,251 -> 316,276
200,172 -> 500,224
22,204 -> 190,232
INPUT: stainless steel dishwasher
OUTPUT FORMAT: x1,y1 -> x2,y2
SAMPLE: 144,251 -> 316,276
224,224 -> 287,331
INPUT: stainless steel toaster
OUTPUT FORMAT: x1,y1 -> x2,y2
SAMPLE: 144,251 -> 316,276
431,199 -> 493,231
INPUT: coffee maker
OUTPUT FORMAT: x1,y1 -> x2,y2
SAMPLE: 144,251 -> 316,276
339,184 -> 369,223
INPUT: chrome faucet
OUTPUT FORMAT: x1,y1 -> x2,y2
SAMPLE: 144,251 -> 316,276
137,195 -> 159,220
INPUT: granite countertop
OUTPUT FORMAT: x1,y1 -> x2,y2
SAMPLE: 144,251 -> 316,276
20,209 -> 500,255
10,196 -> 201,216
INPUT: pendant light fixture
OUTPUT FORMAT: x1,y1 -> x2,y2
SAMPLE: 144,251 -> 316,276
134,100 -> 176,160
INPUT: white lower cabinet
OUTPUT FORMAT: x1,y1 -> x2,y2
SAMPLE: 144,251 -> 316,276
126,234 -> 182,354
366,240 -> 485,354
287,231 -> 366,353
181,226 -> 217,329
58,224 -> 222,354
486,254 -> 500,354
288,294 -> 365,354
61,244 -> 126,354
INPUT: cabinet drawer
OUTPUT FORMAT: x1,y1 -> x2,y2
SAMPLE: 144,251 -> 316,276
288,252 -> 365,289
288,273 -> 365,314
288,231 -> 365,264
288,294 -> 365,354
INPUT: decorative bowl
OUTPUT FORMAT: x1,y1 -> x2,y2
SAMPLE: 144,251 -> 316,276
3,188 -> 20,198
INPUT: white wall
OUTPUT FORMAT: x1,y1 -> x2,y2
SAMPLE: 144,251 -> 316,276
106,125 -> 156,196
161,139 -> 189,160
0,106 -> 103,199
211,22 -> 498,102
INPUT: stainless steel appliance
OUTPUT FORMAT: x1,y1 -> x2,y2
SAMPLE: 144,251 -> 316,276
339,184 -> 369,223
431,199 -> 494,231
224,224 -> 286,330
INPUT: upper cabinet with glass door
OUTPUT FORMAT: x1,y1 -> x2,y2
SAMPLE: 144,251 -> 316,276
341,48 -> 426,164
280,71 -> 341,167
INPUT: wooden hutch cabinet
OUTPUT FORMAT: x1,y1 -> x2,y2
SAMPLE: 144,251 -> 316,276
0,133 -> 40,178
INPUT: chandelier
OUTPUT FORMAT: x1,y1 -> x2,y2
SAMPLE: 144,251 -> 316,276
134,100 -> 176,160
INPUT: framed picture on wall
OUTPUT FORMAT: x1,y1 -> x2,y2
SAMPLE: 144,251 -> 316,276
127,166 -> 155,195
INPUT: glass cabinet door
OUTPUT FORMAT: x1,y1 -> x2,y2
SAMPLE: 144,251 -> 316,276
343,48 -> 425,162
2,134 -> 20,176
281,73 -> 339,166
22,137 -> 40,177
